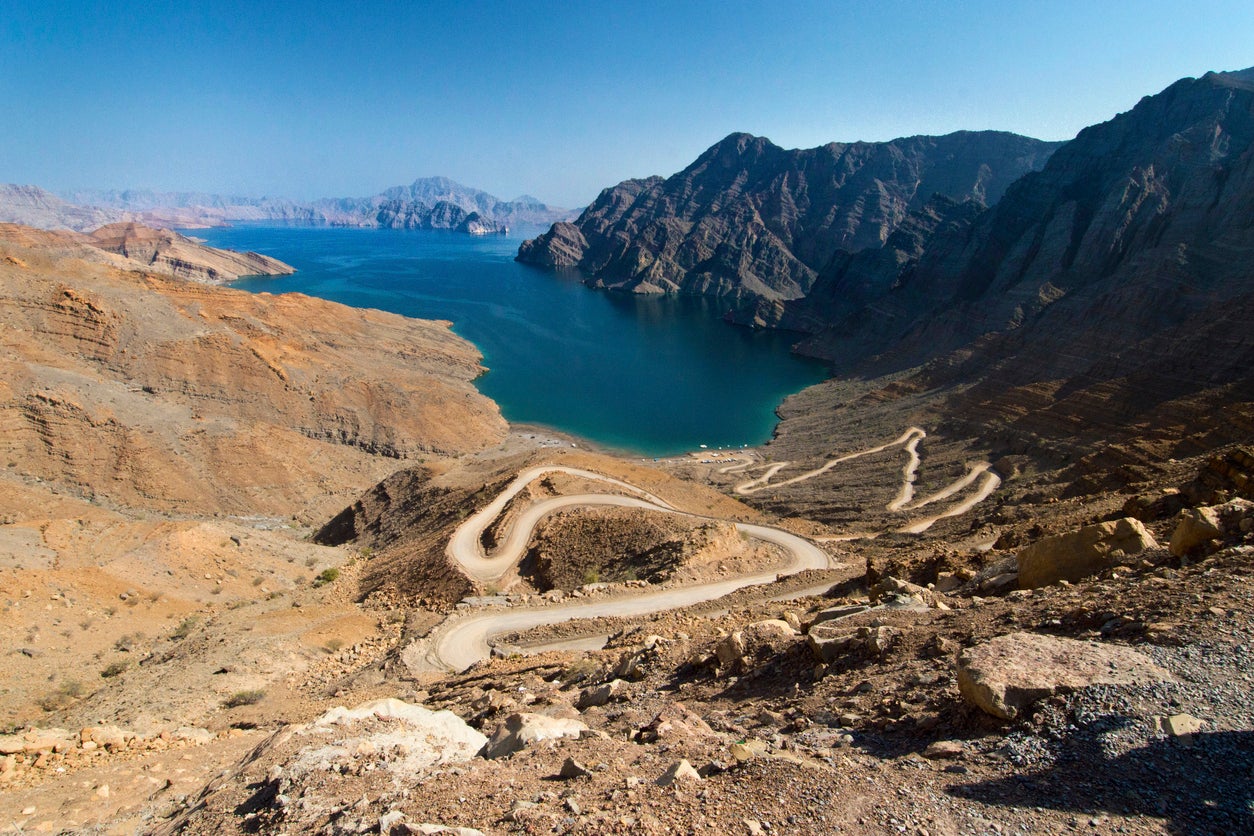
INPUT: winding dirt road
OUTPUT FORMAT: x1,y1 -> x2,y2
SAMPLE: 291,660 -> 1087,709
407,429 -> 1002,672
724,427 -> 1002,535
410,468 -> 833,672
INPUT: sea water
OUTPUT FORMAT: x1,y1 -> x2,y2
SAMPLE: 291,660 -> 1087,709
199,224 -> 829,456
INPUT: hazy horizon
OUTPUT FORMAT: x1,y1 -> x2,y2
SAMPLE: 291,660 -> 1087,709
4,0 -> 1253,208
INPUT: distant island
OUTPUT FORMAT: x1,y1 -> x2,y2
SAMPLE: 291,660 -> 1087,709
0,177 -> 576,235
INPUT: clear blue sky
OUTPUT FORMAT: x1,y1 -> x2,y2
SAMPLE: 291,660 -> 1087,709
3,0 -> 1251,208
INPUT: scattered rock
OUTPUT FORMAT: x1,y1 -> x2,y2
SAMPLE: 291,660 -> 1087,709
294,698 -> 487,776
656,759 -> 702,787
558,756 -> 593,779
729,739 -> 767,764
715,630 -> 747,669
1158,713 -> 1206,743
1169,499 -> 1254,557
922,740 -> 964,759
1017,518 -> 1157,588
809,604 -> 871,626
638,703 -> 716,743
575,678 -> 627,710
957,632 -> 1174,719
479,713 -> 588,759
399,825 -> 486,836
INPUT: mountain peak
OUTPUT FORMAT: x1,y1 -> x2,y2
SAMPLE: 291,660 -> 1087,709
1204,66 -> 1254,91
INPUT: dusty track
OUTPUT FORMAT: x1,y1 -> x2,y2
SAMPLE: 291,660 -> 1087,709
413,429 -> 1003,672
726,427 -> 1002,537
414,468 -> 834,672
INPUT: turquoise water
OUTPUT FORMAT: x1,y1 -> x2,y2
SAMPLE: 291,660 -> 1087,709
197,224 -> 829,456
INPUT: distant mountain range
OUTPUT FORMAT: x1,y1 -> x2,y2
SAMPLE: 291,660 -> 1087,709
517,131 -> 1063,304
0,178 -> 575,235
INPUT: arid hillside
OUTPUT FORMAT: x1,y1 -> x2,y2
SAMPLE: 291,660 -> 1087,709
0,225 -> 506,519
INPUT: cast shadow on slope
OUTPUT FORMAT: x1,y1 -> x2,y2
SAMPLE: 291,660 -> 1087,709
952,724 -> 1253,834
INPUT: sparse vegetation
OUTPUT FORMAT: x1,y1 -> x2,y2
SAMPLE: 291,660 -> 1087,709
223,689 -> 265,708
560,656 -> 602,685
323,638 -> 344,653
170,616 -> 200,640
583,567 -> 601,585
113,632 -> 144,652
313,567 -> 340,587
100,660 -> 128,678
37,679 -> 85,711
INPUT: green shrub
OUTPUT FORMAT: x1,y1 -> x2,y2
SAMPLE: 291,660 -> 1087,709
312,567 -> 340,587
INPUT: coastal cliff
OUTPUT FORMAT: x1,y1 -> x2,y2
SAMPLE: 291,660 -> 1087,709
517,131 -> 1061,305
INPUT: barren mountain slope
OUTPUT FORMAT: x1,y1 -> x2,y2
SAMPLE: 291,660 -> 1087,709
0,225 -> 506,519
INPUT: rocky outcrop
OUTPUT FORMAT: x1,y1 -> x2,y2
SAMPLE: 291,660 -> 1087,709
87,222 -> 295,283
518,132 -> 1060,304
757,68 -> 1254,484
766,69 -> 1254,373
957,633 -> 1174,720
298,698 -> 488,774
1016,518 -> 1158,588
478,713 -> 588,759
1169,498 -> 1254,557
68,177 -> 574,233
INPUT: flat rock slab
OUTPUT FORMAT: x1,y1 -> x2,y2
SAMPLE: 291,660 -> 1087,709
957,632 -> 1174,720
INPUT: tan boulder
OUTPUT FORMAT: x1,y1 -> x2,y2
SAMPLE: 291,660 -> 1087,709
1169,507 -> 1222,557
1169,499 -> 1253,557
714,631 -> 747,669
479,712 -> 587,760
638,703 -> 716,743
1017,518 -> 1157,588
575,678 -> 628,710
957,632 -> 1174,720
656,759 -> 702,787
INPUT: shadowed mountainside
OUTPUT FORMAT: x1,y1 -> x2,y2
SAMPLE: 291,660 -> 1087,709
517,131 -> 1061,304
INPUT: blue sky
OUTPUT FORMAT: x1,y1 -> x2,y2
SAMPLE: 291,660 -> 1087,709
3,0 -> 1252,207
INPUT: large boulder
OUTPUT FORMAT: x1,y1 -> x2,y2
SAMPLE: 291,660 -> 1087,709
296,698 -> 488,774
1016,518 -> 1157,588
1169,499 -> 1254,557
956,632 -> 1174,720
479,713 -> 588,760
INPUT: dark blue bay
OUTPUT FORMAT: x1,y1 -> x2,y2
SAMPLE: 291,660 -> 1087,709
197,224 -> 829,456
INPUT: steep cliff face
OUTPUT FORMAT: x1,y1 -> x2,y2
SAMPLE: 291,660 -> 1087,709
758,68 -> 1254,478
0,225 -> 506,517
769,68 -> 1254,375
517,132 -> 1060,304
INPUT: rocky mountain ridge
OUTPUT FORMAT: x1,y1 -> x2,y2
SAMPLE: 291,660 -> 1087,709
56,177 -> 575,233
517,130 -> 1062,304
0,184 -> 124,232
748,67 -> 1254,374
